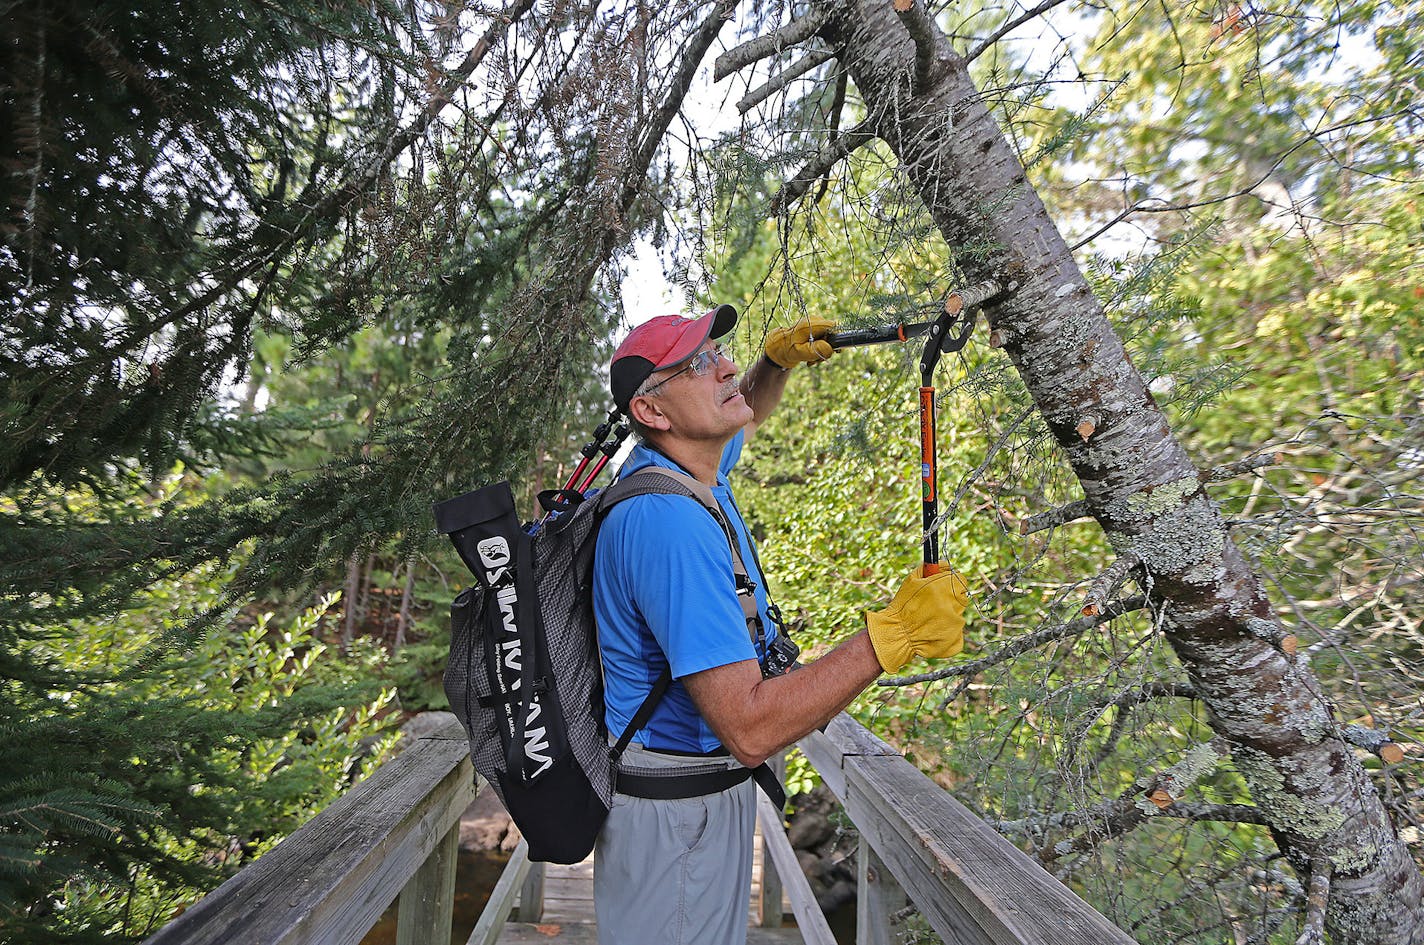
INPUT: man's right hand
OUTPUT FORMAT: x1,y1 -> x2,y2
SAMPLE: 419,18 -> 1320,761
864,566 -> 968,674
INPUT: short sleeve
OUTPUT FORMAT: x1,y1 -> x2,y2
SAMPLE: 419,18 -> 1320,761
603,493 -> 758,679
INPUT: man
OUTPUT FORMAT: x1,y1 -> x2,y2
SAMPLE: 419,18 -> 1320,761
592,303 -> 967,945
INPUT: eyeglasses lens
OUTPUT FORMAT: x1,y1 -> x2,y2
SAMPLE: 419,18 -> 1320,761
690,345 -> 726,376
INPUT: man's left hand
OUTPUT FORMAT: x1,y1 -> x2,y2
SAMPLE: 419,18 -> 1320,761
764,316 -> 836,369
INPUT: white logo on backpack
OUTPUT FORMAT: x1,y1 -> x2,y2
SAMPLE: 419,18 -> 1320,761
478,536 -> 553,779
478,536 -> 511,575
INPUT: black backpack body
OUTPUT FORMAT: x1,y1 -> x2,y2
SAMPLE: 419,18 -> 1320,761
434,469 -> 734,864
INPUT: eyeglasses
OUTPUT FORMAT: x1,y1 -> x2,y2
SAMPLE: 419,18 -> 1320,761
637,344 -> 730,398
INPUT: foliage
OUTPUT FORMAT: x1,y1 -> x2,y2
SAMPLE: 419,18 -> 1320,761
693,1 -> 1424,938
0,544 -> 395,944
2,3 -> 729,941
4,0 -> 1421,941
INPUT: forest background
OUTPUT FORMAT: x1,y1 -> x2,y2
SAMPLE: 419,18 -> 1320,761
1,0 -> 1419,943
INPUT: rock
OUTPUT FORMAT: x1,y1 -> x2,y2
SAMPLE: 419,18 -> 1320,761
818,878 -> 857,913
459,785 -> 521,853
784,782 -> 859,921
787,811 -> 835,850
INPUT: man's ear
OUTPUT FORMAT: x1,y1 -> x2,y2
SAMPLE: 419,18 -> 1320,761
629,394 -> 672,432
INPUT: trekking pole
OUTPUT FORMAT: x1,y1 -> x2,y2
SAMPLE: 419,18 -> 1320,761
535,410 -> 626,526
916,281 -> 1005,574
561,407 -> 623,494
574,422 -> 631,495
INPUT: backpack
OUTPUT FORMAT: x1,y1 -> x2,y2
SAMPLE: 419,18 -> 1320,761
434,466 -> 776,864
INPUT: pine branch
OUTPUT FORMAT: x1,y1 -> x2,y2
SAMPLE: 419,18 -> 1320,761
965,0 -> 1075,64
162,0 -> 540,332
1020,451 -> 1283,535
1081,550 -> 1143,617
1065,680 -> 1198,767
768,124 -> 877,217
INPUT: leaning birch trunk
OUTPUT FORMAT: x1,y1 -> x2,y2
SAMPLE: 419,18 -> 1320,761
810,1 -> 1424,940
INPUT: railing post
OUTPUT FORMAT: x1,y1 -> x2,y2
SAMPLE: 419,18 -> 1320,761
856,837 -> 908,945
759,750 -> 787,928
518,861 -> 546,923
395,820 -> 460,945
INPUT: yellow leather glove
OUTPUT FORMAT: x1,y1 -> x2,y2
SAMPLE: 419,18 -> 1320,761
864,566 -> 968,674
764,316 -> 836,369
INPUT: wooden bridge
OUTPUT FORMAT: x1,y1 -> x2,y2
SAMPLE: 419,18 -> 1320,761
142,713 -> 1136,945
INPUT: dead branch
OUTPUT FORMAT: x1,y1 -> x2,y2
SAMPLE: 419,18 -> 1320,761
1020,498 -> 1091,535
1295,858 -> 1332,945
1068,111 -> 1413,251
1206,450 -> 1283,483
966,0 -> 1076,63
877,595 -> 1147,688
736,48 -> 837,114
1082,551 -> 1142,616
941,405 -> 1037,523
1341,724 -> 1407,764
1000,741 -> 1242,839
768,124 -> 876,217
892,0 -> 938,93
1157,802 -> 1269,825
623,0 -> 738,213
1040,739 -> 1230,861
1021,452 -> 1284,536
713,8 -> 831,81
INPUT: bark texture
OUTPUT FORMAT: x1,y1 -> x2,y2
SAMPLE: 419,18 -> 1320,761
809,1 -> 1424,940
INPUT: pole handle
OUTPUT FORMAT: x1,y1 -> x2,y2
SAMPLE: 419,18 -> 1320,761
826,321 -> 933,349
919,386 -> 939,571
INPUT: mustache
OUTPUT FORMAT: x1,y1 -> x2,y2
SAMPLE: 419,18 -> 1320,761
718,378 -> 742,403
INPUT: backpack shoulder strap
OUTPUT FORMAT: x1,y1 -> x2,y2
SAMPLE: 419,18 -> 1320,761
597,465 -> 765,763
600,467 -> 749,577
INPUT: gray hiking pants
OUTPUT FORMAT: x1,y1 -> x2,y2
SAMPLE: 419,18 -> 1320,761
593,742 -> 756,945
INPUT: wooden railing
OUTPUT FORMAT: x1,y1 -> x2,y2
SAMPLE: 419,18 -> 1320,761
143,718 -> 475,945
143,712 -> 1136,945
798,716 -> 1134,945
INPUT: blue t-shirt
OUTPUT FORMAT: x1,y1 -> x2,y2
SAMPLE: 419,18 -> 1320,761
592,430 -> 778,753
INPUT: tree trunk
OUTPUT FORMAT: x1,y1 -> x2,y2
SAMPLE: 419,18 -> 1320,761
814,1 -> 1423,940
342,553 -> 361,653
395,558 -> 416,650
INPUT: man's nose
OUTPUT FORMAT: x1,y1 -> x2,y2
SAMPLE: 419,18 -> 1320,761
715,352 -> 739,380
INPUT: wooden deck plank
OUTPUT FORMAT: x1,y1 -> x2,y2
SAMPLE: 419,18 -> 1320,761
496,922 -> 805,943
514,808 -> 787,927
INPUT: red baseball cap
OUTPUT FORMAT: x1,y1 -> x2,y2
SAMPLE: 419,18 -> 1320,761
609,304 -> 738,411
